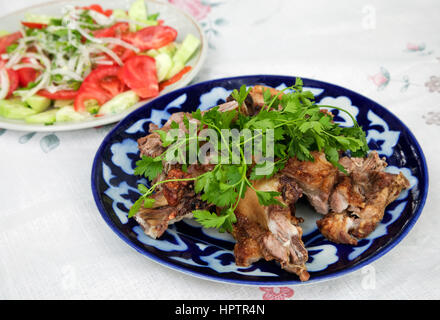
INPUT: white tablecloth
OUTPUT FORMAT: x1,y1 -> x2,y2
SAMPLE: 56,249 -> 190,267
1,0 -> 439,300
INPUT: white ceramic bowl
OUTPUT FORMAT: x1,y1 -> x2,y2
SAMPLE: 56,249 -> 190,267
0,0 -> 207,132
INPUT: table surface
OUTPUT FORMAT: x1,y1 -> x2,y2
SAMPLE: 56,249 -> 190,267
1,0 -> 439,300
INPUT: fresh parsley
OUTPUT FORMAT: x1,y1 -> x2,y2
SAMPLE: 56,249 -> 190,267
133,156 -> 163,181
130,78 -> 369,232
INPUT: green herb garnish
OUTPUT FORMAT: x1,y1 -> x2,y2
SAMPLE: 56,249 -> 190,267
130,78 -> 369,231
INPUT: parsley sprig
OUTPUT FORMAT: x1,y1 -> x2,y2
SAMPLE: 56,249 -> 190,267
130,78 -> 369,232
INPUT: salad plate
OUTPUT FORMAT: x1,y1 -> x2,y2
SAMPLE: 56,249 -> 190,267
91,75 -> 428,285
0,0 -> 207,132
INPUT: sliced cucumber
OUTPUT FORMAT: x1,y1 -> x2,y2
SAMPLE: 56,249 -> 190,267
164,34 -> 200,80
25,109 -> 57,124
144,49 -> 159,58
173,34 -> 200,65
129,0 -> 148,22
155,53 -> 173,82
56,106 -> 86,122
25,95 -> 51,112
111,9 -> 129,20
158,42 -> 177,57
143,20 -> 159,27
165,60 -> 184,80
128,0 -> 150,31
24,13 -> 55,24
54,99 -> 74,108
98,91 -> 139,116
0,99 -> 37,119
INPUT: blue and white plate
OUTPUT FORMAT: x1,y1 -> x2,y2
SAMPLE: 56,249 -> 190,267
91,75 -> 429,285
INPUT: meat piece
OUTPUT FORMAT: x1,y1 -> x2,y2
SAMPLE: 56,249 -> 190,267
317,152 -> 410,244
282,151 -> 339,214
162,168 -> 192,206
233,175 -> 309,281
329,175 -> 365,214
138,130 -> 165,158
248,85 -> 283,109
138,112 -> 192,158
134,165 -> 213,239
232,216 -> 269,266
226,85 -> 283,115
134,192 -> 176,239
329,151 -> 387,214
217,100 -> 241,113
135,191 -> 211,239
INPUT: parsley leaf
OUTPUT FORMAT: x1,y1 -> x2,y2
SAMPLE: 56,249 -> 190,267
128,197 -> 143,218
193,208 -> 237,232
193,210 -> 227,229
134,156 -> 163,181
256,190 -> 285,207
231,84 -> 251,107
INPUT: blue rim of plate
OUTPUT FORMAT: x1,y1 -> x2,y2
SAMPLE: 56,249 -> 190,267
91,75 -> 429,286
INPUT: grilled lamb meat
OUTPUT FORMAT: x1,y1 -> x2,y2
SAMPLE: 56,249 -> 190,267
247,85 -> 283,110
135,101 -> 242,239
316,152 -> 410,244
329,151 -> 387,214
134,167 -> 213,239
138,112 -> 195,158
281,150 -> 409,244
282,151 -> 339,215
135,190 -> 211,239
226,85 -> 283,115
233,175 -> 309,281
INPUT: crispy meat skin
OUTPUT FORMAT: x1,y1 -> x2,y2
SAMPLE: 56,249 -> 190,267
281,150 -> 409,245
317,152 -> 410,244
134,166 -> 213,239
162,168 -> 192,206
282,151 -> 339,215
233,175 -> 309,281
135,191 -> 210,239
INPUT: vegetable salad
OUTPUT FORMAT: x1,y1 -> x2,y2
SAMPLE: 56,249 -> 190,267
0,0 -> 200,124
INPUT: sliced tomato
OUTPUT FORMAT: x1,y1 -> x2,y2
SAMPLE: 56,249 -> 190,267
21,22 -> 47,29
104,9 -> 113,17
0,32 -> 22,54
16,58 -> 39,87
93,22 -> 129,38
74,90 -> 109,112
82,4 -> 113,17
74,66 -> 125,111
118,56 -> 158,99
17,68 -> 38,87
98,72 -> 125,97
122,26 -> 177,51
112,45 -> 136,62
159,66 -> 192,91
6,69 -> 19,98
38,89 -> 79,100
